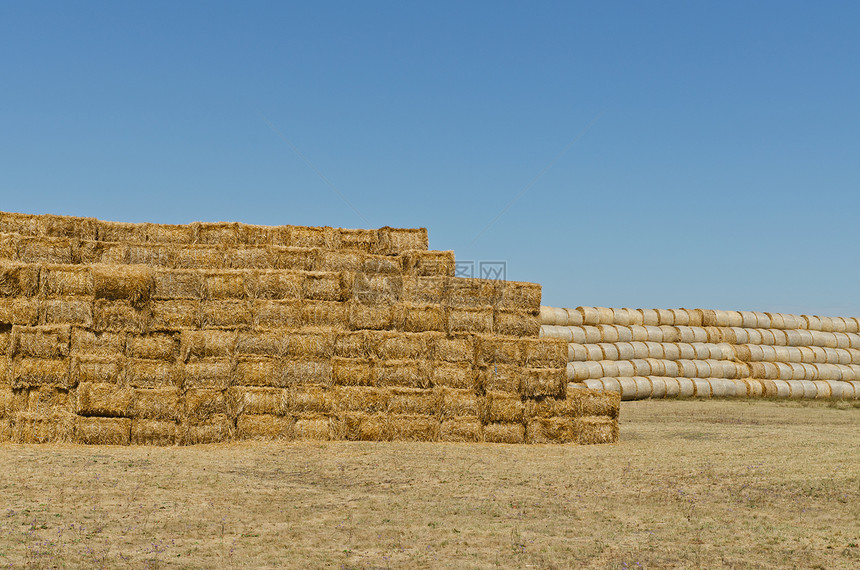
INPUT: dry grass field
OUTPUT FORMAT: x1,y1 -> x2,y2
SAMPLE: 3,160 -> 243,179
1,400 -> 857,569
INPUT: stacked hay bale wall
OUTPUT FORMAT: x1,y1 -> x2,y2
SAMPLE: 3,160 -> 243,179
542,306 -> 860,401
0,211 -> 618,445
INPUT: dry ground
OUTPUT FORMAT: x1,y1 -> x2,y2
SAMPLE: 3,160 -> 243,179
1,400 -> 858,569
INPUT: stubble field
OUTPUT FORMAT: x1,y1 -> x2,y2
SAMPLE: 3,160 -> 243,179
1,399 -> 858,569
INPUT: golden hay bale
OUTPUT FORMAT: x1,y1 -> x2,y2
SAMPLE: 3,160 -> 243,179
91,264 -> 154,309
93,300 -> 150,334
494,309 -> 541,337
235,357 -> 279,387
283,330 -> 336,359
476,335 -> 521,366
401,275 -> 447,305
438,387 -> 479,418
236,331 -> 286,357
40,265 -> 91,297
432,361 -> 476,390
41,297 -> 92,327
150,300 -> 201,331
237,224 -> 276,246
142,222 -> 193,244
16,236 -> 74,264
0,297 -> 39,325
433,334 -> 475,363
10,325 -> 71,359
524,396 -> 572,419
22,386 -> 71,412
480,391 -> 524,423
96,220 -> 146,243
376,227 -> 428,255
294,415 -> 341,440
12,410 -> 75,443
448,278 -> 500,309
332,357 -> 375,387
388,414 -> 440,442
125,358 -> 179,389
400,303 -> 446,333
575,416 -> 618,445
191,222 -> 240,245
401,250 -> 455,277
480,364 -> 524,395
482,422 -> 525,444
331,385 -> 390,413
334,331 -> 373,358
520,338 -> 567,368
205,270 -> 246,299
251,299 -> 302,330
152,269 -> 205,300
334,228 -> 379,254
283,385 -> 331,415
571,388 -> 620,418
387,387 -> 441,415
370,331 -> 436,360
526,417 -> 576,444
316,250 -> 363,273
302,300 -> 348,329
201,300 -> 252,330
226,246 -> 276,269
288,225 -> 337,249
449,307 -> 493,334
183,388 -> 227,423
126,333 -> 177,361
131,387 -> 181,421
271,246 -> 319,271
181,329 -> 236,361
39,215 -> 97,240
130,419 -> 179,445
376,359 -> 428,388
351,273 -> 403,305
0,386 -> 15,417
174,245 -> 227,269
74,416 -> 131,445
181,414 -> 233,445
11,358 -> 71,389
236,413 -> 293,440
347,301 -> 397,331
498,281 -> 542,313
280,358 -> 332,386
342,411 -> 388,441
439,417 -> 482,442
244,270 -> 303,300
0,418 -> 11,441
183,359 -> 235,390
521,368 -> 566,399
303,271 -> 349,302
71,355 -> 125,385
76,382 -> 132,417
125,244 -> 176,267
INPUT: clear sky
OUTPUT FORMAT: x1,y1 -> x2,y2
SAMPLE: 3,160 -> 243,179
2,2 -> 858,316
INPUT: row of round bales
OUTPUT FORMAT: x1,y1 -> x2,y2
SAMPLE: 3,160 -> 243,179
542,306 -> 860,401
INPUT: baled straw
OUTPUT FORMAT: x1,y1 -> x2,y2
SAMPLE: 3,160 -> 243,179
447,277 -> 500,309
476,335 -> 522,366
183,388 -> 228,424
480,391 -> 524,423
574,416 -> 618,445
152,270 -> 205,300
12,410 -> 75,443
400,303 -> 446,333
387,414 -> 440,442
526,417 -> 576,444
183,329 -> 237,361
11,358 -> 72,389
335,228 -> 379,254
126,333 -> 177,361
494,309 -> 541,337
401,275 -> 446,305
191,222 -> 240,246
332,357 -> 375,386
94,300 -> 150,334
448,306 -> 493,335
181,414 -> 233,445
74,416 -> 131,445
376,227 -> 428,255
125,358 -> 179,389
42,298 -> 93,327
370,331 -> 434,360
16,236 -> 75,265
439,417 -> 481,442
387,387 -> 441,416
432,361 -> 476,390
174,245 -> 227,270
201,300 -> 252,330
92,264 -> 154,309
0,297 -> 40,326
131,388 -> 181,421
10,325 -> 71,359
480,364 -> 524,395
0,262 -> 40,297
76,382 -> 133,417
284,385 -> 331,415
482,422 -> 525,444
236,414 -> 293,440
438,387 -> 479,418
376,359 -> 427,389
227,386 -> 286,416
401,250 -> 455,277
183,359 -> 234,390
497,281 -> 542,313
347,301 -> 395,331
72,355 -> 125,385
41,265 -> 92,298
331,385 -> 390,413
204,270 -> 246,299
251,299 -> 302,330
244,270 -> 302,300
342,411 -> 388,441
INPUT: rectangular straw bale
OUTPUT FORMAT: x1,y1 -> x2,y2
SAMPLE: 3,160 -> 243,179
125,358 -> 179,388
526,417 -> 576,444
183,388 -> 227,423
244,270 -> 302,299
237,413 -> 293,440
0,418 -> 10,441
0,386 -> 15,417
183,359 -> 234,390
494,309 -> 541,337
401,250 -> 455,277
201,300 -> 251,329
401,275 -> 447,304
181,329 -> 237,360
175,245 -> 226,269
237,224 -> 276,246
70,326 -> 125,356
0,331 -> 8,356
521,368 -> 566,398
388,387 -> 441,415
434,334 -> 475,363
400,303 -> 446,333
235,357 -> 278,387
13,411 -> 75,443
126,333 -> 177,361
288,225 -> 336,249
283,330 -> 336,359
352,274 -> 403,304
131,419 -> 179,445
315,250 -> 363,273
521,338 -> 567,368
524,396 -> 572,419
192,222 -> 239,245
449,307 -> 494,334
497,281 -> 542,313
132,388 -> 181,421
283,385 -> 331,415
39,215 -> 97,240
76,382 -> 132,417
10,325 -> 71,359
153,270 -> 205,300
440,417 -> 482,442
448,278 -> 500,308
125,244 -> 175,267
480,364 -> 524,395
480,391 -> 524,423
78,241 -> 124,265
41,297 -> 94,327
93,300 -> 150,334
96,220 -> 146,243
359,253 -> 402,275
16,236 -> 74,264
40,265 -> 92,297
574,416 -> 619,445
92,265 -> 154,308
74,416 -> 131,445
23,386 -> 72,413
272,247 -> 319,271
1,262 -> 40,297
282,359 -> 332,386
570,388 -> 621,419
342,411 -> 389,441
251,299 -> 302,329
0,233 -> 18,260
335,228 -> 379,253
335,331 -> 372,358
294,415 -> 341,440
205,271 -> 246,299
376,359 -> 429,388
482,422 -> 525,444
476,335 -> 522,365
225,246 -> 275,269
331,385 -> 390,413
143,222 -> 193,244
348,301 -> 397,331
438,387 -> 479,418
370,331 -> 436,360
237,331 -> 286,357
0,297 -> 39,325
332,357 -> 375,386
72,355 -> 125,385
181,414 -> 233,444
376,227 -> 428,255
388,414 -> 440,442
0,212 -> 39,235
11,358 -> 71,389
303,300 -> 348,329
432,361 -> 476,390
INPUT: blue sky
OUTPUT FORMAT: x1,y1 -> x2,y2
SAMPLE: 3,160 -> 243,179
2,1 -> 858,316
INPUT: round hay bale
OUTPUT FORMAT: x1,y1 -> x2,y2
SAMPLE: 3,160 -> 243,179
677,343 -> 696,360
694,361 -> 712,378
677,360 -> 698,377
669,309 -> 690,326
706,327 -> 726,343
655,309 -> 675,325
734,344 -> 752,362
770,329 -> 788,346
786,313 -> 807,329
787,363 -> 807,381
827,381 -> 850,400
849,333 -> 860,349
600,361 -> 620,377
583,326 -> 602,344
595,324 -> 618,343
726,311 -> 744,328
814,364 -> 841,381
564,308 -> 584,326
760,345 -> 777,362
631,359 -> 651,376
643,326 -> 663,342
541,325 -> 571,342
760,379 -> 778,397
818,316 -> 835,332
775,362 -> 793,380
677,327 -> 697,344
773,380 -> 791,398
568,343 -> 588,361
676,377 -> 695,398
701,310 -> 725,327
758,328 -> 776,346
568,361 -> 603,381
630,341 -> 649,359
848,381 -> 860,399
650,377 -> 668,398
632,377 -> 651,399
831,317 -> 848,333
745,379 -> 764,397
731,327 -> 749,344
796,330 -> 814,346
615,342 -> 635,360
649,341 -> 668,359
616,361 -> 635,377
692,379 -> 711,397
617,377 -> 639,400
746,328 -> 763,345
837,364 -> 855,381
585,344 -> 604,360
616,325 -> 633,343
628,325 -> 649,342
729,380 -> 747,397
766,312 -> 785,329
834,333 -> 851,350
749,361 -> 778,379
716,343 -> 735,359
639,309 -> 659,326
661,359 -> 679,377
540,306 -> 556,325
739,311 -> 757,328
812,380 -> 831,399
785,380 -> 804,399
578,307 -> 601,326
800,363 -> 819,380
844,318 -> 860,334
692,343 -> 710,360
663,377 -> 680,397
596,307 -> 614,324
566,327 -> 585,344
599,343 -> 619,360
753,312 -> 771,329
660,326 -> 680,343
611,308 -> 633,326
583,379 -> 604,390
811,331 -> 838,349
712,379 -> 735,398
600,377 -> 622,393
805,314 -> 822,331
